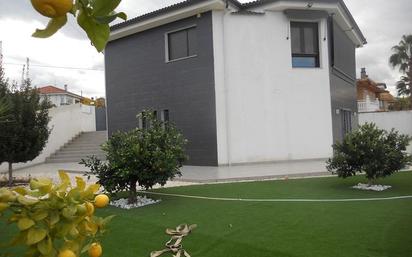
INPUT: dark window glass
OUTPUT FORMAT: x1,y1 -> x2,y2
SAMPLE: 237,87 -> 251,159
187,27 -> 197,56
168,30 -> 188,60
341,110 -> 352,138
291,22 -> 319,68
141,113 -> 147,130
162,109 -> 169,122
167,27 -> 197,61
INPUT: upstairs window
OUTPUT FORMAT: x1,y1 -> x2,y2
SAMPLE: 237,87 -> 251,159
291,22 -> 320,68
167,26 -> 197,61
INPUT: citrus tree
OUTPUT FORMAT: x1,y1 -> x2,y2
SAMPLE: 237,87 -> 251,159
327,123 -> 412,185
81,111 -> 188,204
0,171 -> 113,257
30,0 -> 127,52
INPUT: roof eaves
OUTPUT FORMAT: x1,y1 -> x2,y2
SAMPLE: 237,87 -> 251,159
240,0 -> 366,45
111,0 -> 242,31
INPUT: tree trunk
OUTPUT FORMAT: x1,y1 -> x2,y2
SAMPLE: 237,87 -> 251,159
7,162 -> 13,187
367,178 -> 375,186
128,179 -> 138,204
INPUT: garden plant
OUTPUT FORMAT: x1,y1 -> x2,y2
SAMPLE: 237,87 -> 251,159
0,171 -> 113,257
81,111 -> 187,204
0,70 -> 51,186
327,123 -> 412,185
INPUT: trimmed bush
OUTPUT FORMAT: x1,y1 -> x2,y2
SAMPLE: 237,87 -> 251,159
326,123 -> 412,184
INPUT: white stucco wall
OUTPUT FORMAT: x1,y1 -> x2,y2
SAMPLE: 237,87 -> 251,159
0,104 -> 96,172
212,10 -> 333,165
359,111 -> 412,154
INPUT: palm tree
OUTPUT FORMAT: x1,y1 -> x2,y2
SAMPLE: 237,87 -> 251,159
396,76 -> 410,96
389,35 -> 412,107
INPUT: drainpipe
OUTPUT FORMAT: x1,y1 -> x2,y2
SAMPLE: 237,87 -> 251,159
222,9 -> 232,166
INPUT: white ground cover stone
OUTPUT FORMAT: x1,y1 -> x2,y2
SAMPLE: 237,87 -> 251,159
110,196 -> 161,209
352,183 -> 392,192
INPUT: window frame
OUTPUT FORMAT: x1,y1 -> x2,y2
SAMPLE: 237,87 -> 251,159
290,21 -> 321,68
165,25 -> 198,63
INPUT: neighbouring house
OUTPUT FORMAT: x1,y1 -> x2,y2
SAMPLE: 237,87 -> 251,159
38,85 -> 82,107
357,68 -> 395,113
105,0 -> 366,166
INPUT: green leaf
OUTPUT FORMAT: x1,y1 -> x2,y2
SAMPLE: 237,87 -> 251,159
81,242 -> 92,254
75,176 -> 86,191
62,205 -> 77,219
92,0 -> 122,16
37,236 -> 52,255
17,195 -> 39,206
32,15 -> 68,38
17,218 -> 35,231
58,170 -> 71,185
31,210 -> 48,221
30,178 -> 52,194
26,227 -> 47,245
77,10 -> 110,52
49,211 -> 60,226
94,12 -> 127,24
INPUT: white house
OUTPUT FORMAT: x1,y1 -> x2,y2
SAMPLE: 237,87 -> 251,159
105,0 -> 366,166
38,85 -> 82,107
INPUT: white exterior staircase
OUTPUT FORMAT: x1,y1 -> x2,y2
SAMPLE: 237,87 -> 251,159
46,131 -> 107,163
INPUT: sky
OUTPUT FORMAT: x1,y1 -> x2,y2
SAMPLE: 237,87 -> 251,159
0,0 -> 411,98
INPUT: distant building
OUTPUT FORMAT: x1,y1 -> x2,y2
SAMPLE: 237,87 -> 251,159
357,68 -> 395,112
38,85 -> 82,107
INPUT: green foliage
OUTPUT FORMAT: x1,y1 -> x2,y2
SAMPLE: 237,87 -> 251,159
32,0 -> 127,52
389,96 -> 411,111
0,78 -> 51,185
327,123 -> 412,183
389,34 -> 412,106
0,171 -> 113,257
81,111 -> 187,203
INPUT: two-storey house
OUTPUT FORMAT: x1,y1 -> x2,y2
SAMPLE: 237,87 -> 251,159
105,0 -> 366,166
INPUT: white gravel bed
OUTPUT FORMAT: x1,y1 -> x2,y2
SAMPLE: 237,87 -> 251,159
110,196 -> 161,209
352,183 -> 392,192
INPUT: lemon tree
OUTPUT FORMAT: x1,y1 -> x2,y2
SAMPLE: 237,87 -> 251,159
0,171 -> 113,257
30,0 -> 127,52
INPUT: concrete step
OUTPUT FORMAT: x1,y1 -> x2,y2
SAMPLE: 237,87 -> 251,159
57,147 -> 103,152
46,156 -> 106,163
52,151 -> 104,157
46,131 -> 107,164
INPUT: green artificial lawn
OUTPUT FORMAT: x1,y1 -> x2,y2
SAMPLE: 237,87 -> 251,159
2,172 -> 412,257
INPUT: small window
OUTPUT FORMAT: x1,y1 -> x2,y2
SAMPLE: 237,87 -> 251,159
291,22 -> 320,68
161,109 -> 169,123
341,110 -> 352,138
167,27 -> 197,61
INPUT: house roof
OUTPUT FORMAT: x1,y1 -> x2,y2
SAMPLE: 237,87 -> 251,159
111,0 -> 242,31
110,0 -> 366,45
357,79 -> 395,102
241,0 -> 366,44
38,86 -> 82,99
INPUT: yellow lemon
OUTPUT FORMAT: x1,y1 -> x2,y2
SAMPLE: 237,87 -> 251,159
85,202 -> 95,216
31,0 -> 73,18
88,242 -> 102,257
94,194 -> 109,208
58,249 -> 76,257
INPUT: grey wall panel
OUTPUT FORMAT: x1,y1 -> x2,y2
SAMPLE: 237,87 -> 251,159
95,107 -> 107,131
105,12 -> 218,166
329,20 -> 358,143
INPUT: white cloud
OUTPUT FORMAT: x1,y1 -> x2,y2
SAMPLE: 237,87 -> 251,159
0,0 -> 411,97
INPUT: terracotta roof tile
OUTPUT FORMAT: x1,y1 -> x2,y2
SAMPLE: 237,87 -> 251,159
38,86 -> 66,94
